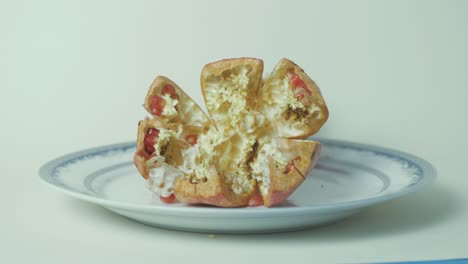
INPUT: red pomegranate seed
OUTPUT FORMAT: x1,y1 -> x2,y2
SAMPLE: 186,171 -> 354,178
161,84 -> 179,100
144,136 -> 155,146
143,128 -> 159,156
185,134 -> 198,145
150,95 -> 165,116
147,128 -> 159,137
160,193 -> 176,203
144,145 -> 156,156
290,73 -> 307,88
289,74 -> 313,106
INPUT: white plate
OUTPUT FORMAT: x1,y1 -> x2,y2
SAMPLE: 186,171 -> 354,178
39,138 -> 436,234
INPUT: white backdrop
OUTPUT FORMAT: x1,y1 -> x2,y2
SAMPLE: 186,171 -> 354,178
2,0 -> 468,263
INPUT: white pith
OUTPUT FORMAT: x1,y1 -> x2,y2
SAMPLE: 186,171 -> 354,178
161,94 -> 178,118
250,139 -> 288,196
147,156 -> 181,197
203,65 -> 251,127
152,128 -> 175,155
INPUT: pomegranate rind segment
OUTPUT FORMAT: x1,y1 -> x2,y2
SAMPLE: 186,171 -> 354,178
256,58 -> 329,139
261,139 -> 321,207
144,76 -> 213,130
200,58 -> 264,127
174,166 -> 250,207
